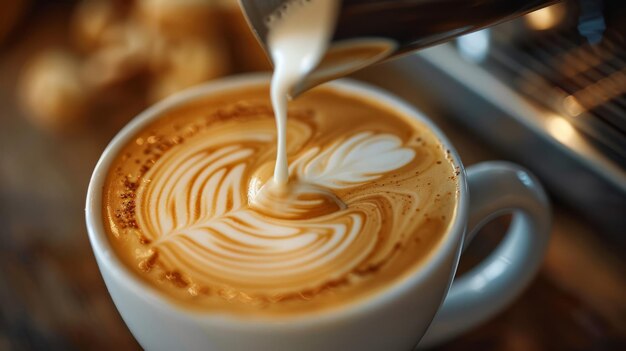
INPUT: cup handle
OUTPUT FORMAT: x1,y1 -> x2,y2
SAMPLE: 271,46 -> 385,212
419,161 -> 551,348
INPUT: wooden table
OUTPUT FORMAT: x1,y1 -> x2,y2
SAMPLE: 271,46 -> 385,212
1,5 -> 625,351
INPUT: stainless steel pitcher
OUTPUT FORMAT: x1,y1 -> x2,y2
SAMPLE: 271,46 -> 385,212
240,0 -> 562,94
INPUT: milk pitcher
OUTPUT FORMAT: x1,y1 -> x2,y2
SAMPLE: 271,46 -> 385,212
240,0 -> 562,94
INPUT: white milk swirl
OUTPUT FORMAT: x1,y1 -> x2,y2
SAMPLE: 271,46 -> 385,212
267,0 -> 338,186
135,120 -> 417,295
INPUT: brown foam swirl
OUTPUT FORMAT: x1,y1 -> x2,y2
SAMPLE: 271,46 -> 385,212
103,86 -> 458,314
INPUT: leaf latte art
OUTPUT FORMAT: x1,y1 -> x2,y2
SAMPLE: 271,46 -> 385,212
103,86 -> 458,315
139,128 -> 412,294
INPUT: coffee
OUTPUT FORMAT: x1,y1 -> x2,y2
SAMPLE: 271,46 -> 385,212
102,84 -> 458,316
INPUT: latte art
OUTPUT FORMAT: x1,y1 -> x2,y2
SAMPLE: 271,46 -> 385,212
138,128 -> 414,295
103,86 -> 458,315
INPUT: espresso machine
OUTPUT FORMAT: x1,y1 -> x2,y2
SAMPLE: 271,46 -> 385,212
410,0 -> 626,243
240,0 -> 626,242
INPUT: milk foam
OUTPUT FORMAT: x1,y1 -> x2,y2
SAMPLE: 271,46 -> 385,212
266,0 -> 338,186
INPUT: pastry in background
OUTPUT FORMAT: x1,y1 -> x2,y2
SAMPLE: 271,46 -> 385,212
72,0 -> 130,52
148,37 -> 230,102
81,21 -> 151,90
17,0 -> 273,134
18,50 -> 90,133
134,0 -> 231,102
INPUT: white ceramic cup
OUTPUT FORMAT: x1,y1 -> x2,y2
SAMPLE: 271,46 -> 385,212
85,74 -> 551,351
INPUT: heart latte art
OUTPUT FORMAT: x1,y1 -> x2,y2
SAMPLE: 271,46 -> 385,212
103,86 -> 458,315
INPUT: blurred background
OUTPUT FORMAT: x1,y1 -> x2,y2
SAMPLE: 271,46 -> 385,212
0,0 -> 624,350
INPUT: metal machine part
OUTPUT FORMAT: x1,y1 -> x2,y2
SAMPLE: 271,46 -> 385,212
408,0 -> 625,242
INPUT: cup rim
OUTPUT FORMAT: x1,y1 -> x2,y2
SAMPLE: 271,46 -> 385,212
85,72 -> 469,329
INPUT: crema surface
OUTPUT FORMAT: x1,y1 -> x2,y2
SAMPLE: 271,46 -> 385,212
102,85 -> 459,315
